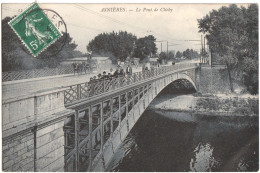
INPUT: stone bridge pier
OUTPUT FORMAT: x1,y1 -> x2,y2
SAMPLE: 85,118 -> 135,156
2,89 -> 73,172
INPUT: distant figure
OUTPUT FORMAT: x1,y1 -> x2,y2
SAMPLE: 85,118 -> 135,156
142,64 -> 146,72
113,68 -> 119,78
97,73 -> 102,80
93,76 -> 97,83
75,63 -> 80,75
107,73 -> 112,80
82,61 -> 87,74
72,62 -> 77,75
126,65 -> 132,75
119,68 -> 125,76
89,77 -> 93,84
172,61 -> 175,65
101,71 -> 107,80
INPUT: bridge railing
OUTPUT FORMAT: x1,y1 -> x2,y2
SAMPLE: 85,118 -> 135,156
64,63 -> 197,105
2,66 -> 76,82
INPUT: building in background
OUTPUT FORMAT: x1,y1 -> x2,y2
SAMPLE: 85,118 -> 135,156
92,57 -> 113,69
61,57 -> 89,66
150,57 -> 159,66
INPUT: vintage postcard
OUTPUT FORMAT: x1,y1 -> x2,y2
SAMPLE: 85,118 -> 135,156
1,2 -> 259,172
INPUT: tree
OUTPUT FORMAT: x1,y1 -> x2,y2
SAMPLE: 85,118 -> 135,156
175,51 -> 183,58
133,35 -> 157,60
198,4 -> 258,94
168,51 -> 175,60
158,52 -> 167,63
87,31 -> 137,62
183,49 -> 199,59
2,16 -> 79,71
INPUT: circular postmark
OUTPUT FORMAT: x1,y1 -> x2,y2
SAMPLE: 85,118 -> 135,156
42,9 -> 68,57
18,7 -> 67,57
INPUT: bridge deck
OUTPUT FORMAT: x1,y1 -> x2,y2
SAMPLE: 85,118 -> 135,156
3,61 -> 198,102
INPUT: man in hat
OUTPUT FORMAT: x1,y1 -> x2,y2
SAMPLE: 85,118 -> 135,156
126,64 -> 132,75
101,71 -> 107,80
97,73 -> 102,80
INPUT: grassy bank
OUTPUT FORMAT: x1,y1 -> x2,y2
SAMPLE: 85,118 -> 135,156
150,93 -> 258,116
193,95 -> 258,116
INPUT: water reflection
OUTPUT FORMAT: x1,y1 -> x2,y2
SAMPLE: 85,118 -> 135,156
106,92 -> 259,172
190,142 -> 219,171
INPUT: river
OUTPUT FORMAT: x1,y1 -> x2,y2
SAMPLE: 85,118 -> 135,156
106,89 -> 259,172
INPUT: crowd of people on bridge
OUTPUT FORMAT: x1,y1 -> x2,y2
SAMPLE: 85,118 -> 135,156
88,65 -> 133,84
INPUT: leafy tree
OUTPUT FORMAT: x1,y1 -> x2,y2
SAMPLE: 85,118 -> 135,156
168,51 -> 175,60
158,52 -> 167,63
198,4 -> 258,94
183,49 -> 199,59
133,35 -> 157,60
2,16 -> 79,71
175,51 -> 183,58
87,31 -> 137,62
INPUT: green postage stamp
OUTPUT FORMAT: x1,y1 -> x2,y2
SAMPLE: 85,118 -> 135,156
8,3 -> 62,57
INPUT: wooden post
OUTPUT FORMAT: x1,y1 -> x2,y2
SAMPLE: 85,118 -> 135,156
110,98 -> 113,137
75,110 -> 80,171
88,107 -> 93,171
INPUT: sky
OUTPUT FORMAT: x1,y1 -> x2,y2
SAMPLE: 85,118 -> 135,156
2,3 -> 250,54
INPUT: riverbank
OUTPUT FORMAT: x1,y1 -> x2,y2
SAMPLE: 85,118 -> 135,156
149,93 -> 258,116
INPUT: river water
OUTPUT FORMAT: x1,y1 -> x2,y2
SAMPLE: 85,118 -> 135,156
106,89 -> 259,172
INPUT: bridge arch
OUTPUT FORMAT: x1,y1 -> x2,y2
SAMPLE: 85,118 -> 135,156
88,72 -> 198,171
158,73 -> 198,94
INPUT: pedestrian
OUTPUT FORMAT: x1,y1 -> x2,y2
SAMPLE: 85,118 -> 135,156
75,63 -> 80,76
113,67 -> 120,78
97,73 -> 102,80
72,62 -> 77,75
119,68 -> 125,76
101,71 -> 107,80
93,76 -> 97,82
107,73 -> 112,80
82,61 -> 87,74
126,65 -> 132,75
142,64 -> 145,72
